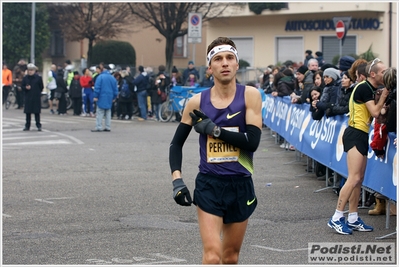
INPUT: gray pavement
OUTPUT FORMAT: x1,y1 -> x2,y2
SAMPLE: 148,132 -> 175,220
2,106 -> 397,265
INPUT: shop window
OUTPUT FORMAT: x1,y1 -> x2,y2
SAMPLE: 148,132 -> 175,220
229,37 -> 254,66
174,35 -> 187,58
321,36 -> 356,64
276,37 -> 303,65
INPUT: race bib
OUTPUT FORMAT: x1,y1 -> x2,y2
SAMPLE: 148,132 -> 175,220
207,127 -> 240,163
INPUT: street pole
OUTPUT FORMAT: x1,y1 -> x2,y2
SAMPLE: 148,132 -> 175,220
339,39 -> 342,58
30,3 -> 36,64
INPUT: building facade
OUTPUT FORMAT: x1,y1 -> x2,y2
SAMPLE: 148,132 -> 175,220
44,2 -> 397,83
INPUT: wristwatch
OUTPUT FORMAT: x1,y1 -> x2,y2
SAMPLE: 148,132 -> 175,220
212,126 -> 221,138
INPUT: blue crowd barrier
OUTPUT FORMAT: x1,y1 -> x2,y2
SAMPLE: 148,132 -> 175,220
262,95 -> 397,202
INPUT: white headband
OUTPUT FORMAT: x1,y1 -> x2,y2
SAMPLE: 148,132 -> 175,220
206,45 -> 239,66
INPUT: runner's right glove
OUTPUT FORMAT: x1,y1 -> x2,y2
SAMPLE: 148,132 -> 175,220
172,178 -> 192,206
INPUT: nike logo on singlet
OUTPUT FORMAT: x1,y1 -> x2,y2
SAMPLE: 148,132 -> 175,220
226,111 -> 241,119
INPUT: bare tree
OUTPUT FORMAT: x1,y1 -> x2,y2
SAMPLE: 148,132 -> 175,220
49,3 -> 134,66
127,3 -> 244,72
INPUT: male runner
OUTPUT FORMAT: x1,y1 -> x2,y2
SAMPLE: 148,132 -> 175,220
169,36 -> 262,264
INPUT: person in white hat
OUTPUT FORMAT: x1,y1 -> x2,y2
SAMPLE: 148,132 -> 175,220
21,63 -> 44,131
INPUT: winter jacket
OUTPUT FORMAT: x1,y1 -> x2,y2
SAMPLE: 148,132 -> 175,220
326,83 -> 355,117
132,72 -> 149,92
69,77 -> 83,98
22,73 -> 44,114
80,75 -> 93,88
275,76 -> 295,97
93,70 -> 118,109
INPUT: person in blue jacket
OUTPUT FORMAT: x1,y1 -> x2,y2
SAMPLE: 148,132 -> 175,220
91,64 -> 118,132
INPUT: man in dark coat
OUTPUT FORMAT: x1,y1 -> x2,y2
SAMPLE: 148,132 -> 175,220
21,63 -> 44,131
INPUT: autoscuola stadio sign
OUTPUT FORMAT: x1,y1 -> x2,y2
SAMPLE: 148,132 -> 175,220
285,18 -> 380,31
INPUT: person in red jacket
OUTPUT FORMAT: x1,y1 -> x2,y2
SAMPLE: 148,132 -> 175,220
80,68 -> 94,117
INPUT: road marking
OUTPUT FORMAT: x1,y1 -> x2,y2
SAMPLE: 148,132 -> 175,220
54,132 -> 84,144
252,245 -> 309,252
35,199 -> 54,204
3,214 -> 12,218
3,139 -> 72,146
46,197 -> 74,200
86,253 -> 186,265
34,197 -> 74,204
3,135 -> 59,140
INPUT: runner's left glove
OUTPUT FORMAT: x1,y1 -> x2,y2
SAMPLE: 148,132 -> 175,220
172,178 -> 192,206
189,109 -> 216,136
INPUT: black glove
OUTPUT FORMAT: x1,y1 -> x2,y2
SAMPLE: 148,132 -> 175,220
373,149 -> 385,157
172,178 -> 192,206
189,109 -> 216,136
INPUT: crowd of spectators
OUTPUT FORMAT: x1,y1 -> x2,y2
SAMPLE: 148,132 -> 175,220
260,49 -> 397,218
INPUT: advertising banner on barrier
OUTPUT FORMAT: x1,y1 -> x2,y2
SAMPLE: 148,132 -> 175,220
262,95 -> 397,201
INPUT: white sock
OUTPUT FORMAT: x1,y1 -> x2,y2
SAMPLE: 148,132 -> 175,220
332,210 -> 344,221
348,212 -> 358,223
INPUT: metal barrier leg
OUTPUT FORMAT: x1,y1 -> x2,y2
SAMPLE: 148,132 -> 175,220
358,188 -> 370,209
314,169 -> 338,193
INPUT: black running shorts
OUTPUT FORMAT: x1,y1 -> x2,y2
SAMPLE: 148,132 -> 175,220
193,172 -> 257,224
343,126 -> 369,156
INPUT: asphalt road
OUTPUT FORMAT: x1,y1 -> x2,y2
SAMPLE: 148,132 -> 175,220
2,106 -> 397,265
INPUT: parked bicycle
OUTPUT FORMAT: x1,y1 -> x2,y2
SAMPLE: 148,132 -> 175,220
5,84 -> 18,110
158,87 -> 194,122
41,90 -> 73,110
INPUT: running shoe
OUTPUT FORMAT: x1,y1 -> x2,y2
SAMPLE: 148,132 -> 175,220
347,217 -> 374,232
327,217 -> 353,235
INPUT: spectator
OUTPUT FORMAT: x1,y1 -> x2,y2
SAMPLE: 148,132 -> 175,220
117,70 -> 134,120
55,68 -> 68,115
314,68 -> 341,117
21,63 -> 43,131
271,72 -> 295,97
271,66 -> 280,75
313,70 -> 325,89
338,56 -> 355,72
113,71 -> 123,119
80,68 -> 94,117
261,67 -> 272,89
184,71 -> 198,87
63,59 -> 75,87
92,65 -> 102,86
309,86 -> 324,120
320,63 -> 339,72
263,74 -> 274,94
12,59 -> 27,109
348,59 -> 367,83
132,65 -> 149,121
145,66 -> 155,118
182,60 -> 200,83
325,70 -> 355,118
69,71 -> 83,116
152,65 -> 170,121
290,65 -> 313,104
368,67 -> 397,216
2,62 -> 13,105
304,49 -> 314,67
91,65 -> 118,132
327,58 -> 389,235
200,68 -> 214,88
47,64 -> 58,114
315,51 -> 325,68
307,58 -> 319,73
171,66 -> 182,87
